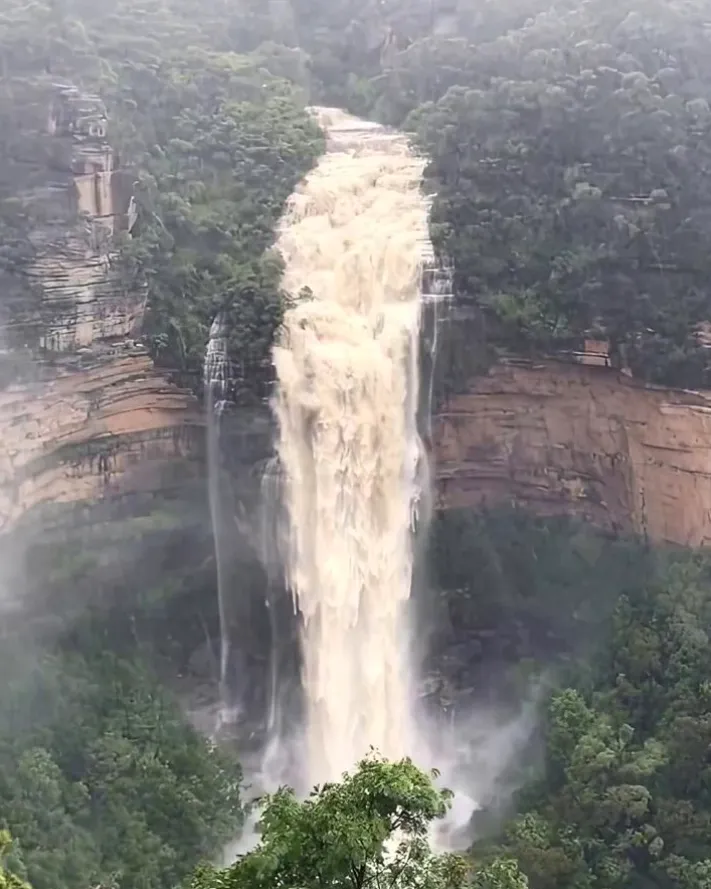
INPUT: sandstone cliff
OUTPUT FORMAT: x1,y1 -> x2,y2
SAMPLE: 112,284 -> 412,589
0,347 -> 203,534
0,83 -> 202,537
434,357 -> 711,547
8,81 -> 711,558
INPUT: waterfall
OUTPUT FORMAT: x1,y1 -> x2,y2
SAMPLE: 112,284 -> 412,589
271,107 -> 434,786
421,250 -> 453,445
212,111 -> 524,853
204,311 -> 236,724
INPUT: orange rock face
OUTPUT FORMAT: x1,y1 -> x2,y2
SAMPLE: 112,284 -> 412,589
0,84 -> 204,538
0,350 -> 202,532
433,358 -> 711,547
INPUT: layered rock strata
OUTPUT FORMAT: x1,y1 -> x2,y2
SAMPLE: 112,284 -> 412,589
0,83 -> 201,536
0,347 -> 203,534
434,357 -> 711,547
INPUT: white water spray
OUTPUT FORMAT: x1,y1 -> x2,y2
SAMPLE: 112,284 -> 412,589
272,108 -> 431,786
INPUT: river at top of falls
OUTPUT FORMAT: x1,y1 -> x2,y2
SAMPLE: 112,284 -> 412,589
272,107 -> 431,787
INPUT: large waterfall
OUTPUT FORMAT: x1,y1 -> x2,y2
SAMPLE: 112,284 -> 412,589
272,108 -> 432,785
209,112 -> 533,856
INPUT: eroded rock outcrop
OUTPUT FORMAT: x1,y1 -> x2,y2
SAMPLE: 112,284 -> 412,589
30,85 -> 143,351
0,83 -> 201,536
0,347 -> 203,533
434,358 -> 711,547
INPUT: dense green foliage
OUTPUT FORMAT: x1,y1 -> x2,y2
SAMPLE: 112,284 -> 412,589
0,833 -> 31,889
480,553 -> 711,889
6,0 -> 711,387
118,56 -> 323,395
256,0 -> 711,387
191,756 -> 526,889
428,510 -> 711,889
7,1 -> 711,888
0,644 -> 242,889
410,18 -> 711,386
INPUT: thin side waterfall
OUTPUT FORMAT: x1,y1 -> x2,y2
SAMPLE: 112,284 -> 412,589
271,107 -> 434,786
204,311 -> 235,725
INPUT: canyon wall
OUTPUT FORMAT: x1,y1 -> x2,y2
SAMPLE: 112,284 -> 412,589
5,84 -> 711,557
0,348 -> 203,535
434,357 -> 711,548
0,83 -> 203,540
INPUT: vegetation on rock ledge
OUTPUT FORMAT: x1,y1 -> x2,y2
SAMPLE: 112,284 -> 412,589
0,0 -> 324,398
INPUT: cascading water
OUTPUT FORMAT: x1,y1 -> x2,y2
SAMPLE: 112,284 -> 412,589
270,107 -> 434,786
222,110 -> 533,861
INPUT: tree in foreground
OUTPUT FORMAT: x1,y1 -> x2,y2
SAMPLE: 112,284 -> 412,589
0,832 -> 31,889
189,755 -> 528,889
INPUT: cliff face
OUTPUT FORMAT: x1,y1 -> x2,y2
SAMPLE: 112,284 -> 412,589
434,358 -> 711,547
30,86 -> 144,352
8,82 -> 711,557
0,83 -> 202,537
0,348 -> 203,534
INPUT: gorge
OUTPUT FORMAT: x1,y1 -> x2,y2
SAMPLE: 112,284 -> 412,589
4,1 -> 711,888
4,84 -> 711,558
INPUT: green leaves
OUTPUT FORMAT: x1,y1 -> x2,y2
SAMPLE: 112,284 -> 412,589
471,859 -> 528,889
486,548 -> 711,889
122,56 -> 324,398
407,4 -> 711,387
191,755 -> 472,889
0,832 -> 32,889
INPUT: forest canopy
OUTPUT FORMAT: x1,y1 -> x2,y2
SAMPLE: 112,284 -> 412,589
0,645 -> 243,889
409,5 -> 711,387
5,0 -> 711,388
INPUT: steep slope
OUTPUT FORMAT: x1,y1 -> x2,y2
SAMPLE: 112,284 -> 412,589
0,350 -> 202,533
